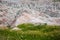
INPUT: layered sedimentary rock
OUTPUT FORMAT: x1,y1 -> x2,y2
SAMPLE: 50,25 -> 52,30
0,0 -> 60,27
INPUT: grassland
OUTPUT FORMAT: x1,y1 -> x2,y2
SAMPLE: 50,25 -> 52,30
0,23 -> 60,40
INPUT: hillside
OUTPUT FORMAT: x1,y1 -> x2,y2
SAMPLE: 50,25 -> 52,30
0,0 -> 60,27
0,0 -> 60,40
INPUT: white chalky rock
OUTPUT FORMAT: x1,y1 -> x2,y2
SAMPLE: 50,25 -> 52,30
12,27 -> 21,30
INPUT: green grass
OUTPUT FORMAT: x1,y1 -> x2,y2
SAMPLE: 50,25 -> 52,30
0,23 -> 60,40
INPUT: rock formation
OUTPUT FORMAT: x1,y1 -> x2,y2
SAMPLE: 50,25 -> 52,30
0,0 -> 60,27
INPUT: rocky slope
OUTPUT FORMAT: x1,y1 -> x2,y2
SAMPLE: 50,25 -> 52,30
0,0 -> 60,27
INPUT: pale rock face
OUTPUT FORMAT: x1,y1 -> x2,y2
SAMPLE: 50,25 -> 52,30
14,12 -> 34,26
14,12 -> 41,26
0,0 -> 60,27
14,11 -> 58,26
53,18 -> 60,24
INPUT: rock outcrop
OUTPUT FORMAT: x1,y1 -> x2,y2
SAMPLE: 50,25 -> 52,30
0,0 -> 60,27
